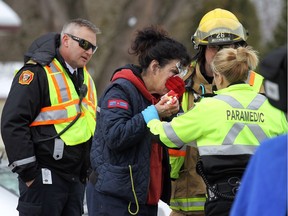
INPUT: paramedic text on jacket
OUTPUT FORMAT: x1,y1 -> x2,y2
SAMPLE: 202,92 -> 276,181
226,110 -> 264,122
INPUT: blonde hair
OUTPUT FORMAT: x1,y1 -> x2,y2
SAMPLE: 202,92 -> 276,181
211,46 -> 259,83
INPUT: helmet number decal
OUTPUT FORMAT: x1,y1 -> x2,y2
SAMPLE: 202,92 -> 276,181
216,33 -> 226,39
209,32 -> 232,44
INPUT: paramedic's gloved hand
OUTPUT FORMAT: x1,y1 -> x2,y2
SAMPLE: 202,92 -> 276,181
141,105 -> 159,124
142,98 -> 180,124
165,76 -> 185,97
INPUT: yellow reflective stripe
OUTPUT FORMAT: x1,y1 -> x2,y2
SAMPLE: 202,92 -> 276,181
170,197 -> 205,211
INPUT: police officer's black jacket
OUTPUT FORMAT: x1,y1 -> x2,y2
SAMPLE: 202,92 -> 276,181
1,33 -> 91,183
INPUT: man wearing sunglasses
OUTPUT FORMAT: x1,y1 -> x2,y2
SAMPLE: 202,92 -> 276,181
1,18 -> 100,216
66,33 -> 98,54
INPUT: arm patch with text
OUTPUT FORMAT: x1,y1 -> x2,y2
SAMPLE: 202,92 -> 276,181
108,99 -> 129,110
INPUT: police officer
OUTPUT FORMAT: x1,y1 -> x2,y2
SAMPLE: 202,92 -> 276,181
167,8 -> 265,216
142,46 -> 288,216
1,18 -> 99,216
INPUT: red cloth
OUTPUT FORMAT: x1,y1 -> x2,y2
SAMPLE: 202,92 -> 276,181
146,142 -> 163,205
165,76 -> 185,97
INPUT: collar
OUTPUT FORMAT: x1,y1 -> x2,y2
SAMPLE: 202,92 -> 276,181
65,62 -> 76,74
215,83 -> 254,94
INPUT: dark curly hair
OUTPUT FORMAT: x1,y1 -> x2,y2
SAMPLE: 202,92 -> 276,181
129,25 -> 191,70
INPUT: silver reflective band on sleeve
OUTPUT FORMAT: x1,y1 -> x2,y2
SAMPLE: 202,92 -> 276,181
163,122 -> 185,148
9,156 -> 36,169
97,106 -> 101,113
199,144 -> 257,156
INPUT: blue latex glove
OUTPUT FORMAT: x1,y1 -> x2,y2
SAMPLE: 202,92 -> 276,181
141,105 -> 159,124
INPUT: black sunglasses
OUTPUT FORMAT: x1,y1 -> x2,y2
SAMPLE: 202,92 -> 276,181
66,33 -> 98,54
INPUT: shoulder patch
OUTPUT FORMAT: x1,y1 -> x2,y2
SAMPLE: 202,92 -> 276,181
108,99 -> 129,110
19,70 -> 34,85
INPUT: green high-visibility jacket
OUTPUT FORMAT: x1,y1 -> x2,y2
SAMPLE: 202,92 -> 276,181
148,84 -> 287,182
31,58 -> 97,145
168,63 -> 265,212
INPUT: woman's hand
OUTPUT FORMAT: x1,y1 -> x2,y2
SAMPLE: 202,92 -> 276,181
141,93 -> 180,124
155,94 -> 180,118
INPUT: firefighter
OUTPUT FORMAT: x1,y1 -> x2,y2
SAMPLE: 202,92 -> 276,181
167,8 -> 264,216
142,46 -> 288,216
1,18 -> 99,216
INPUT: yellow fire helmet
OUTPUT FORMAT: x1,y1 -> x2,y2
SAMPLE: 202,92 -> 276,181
192,8 -> 249,49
